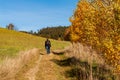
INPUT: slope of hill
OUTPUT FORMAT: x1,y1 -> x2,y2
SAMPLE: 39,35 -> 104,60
0,28 -> 119,80
0,28 -> 70,61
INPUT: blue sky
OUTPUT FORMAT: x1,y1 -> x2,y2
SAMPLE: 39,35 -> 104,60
0,0 -> 78,32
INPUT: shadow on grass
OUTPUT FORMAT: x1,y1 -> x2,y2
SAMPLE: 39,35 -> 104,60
51,57 -> 90,67
65,67 -> 89,80
51,57 -> 72,67
52,51 -> 64,55
51,57 -> 116,80
39,52 -> 44,55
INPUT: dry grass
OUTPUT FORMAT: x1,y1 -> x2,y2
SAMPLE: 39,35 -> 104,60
0,48 -> 40,80
0,28 -> 71,80
65,43 -> 104,65
64,42 -> 117,80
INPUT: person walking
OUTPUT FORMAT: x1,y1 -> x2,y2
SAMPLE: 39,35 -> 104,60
45,38 -> 51,54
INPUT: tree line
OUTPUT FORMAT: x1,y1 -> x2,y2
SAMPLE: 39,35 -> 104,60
36,26 -> 68,40
5,23 -> 68,40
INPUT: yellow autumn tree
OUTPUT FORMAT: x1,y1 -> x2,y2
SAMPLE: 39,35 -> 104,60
68,0 -> 97,45
66,0 -> 120,72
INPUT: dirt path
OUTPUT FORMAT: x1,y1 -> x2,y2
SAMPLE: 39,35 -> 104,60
25,55 -> 42,80
36,53 -> 70,80
15,49 -> 71,80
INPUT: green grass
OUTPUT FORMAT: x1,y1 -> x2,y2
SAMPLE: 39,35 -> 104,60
0,28 -> 70,60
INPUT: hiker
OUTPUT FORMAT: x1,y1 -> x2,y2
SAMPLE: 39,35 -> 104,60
45,38 -> 51,54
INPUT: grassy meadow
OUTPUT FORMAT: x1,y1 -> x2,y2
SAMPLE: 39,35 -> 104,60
0,28 -> 70,61
0,28 -> 119,80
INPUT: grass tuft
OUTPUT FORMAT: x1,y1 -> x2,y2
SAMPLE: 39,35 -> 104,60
0,48 -> 40,80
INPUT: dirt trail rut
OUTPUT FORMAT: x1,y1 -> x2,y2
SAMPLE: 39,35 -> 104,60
25,55 -> 42,80
16,49 -> 70,80
35,52 -> 71,80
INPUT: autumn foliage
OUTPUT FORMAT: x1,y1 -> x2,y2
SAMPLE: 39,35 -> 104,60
66,0 -> 120,72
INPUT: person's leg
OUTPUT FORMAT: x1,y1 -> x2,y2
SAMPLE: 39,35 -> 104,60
48,48 -> 50,54
46,46 -> 51,54
46,46 -> 49,54
47,48 -> 50,54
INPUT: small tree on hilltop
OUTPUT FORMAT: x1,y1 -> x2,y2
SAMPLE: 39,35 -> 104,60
6,23 -> 14,30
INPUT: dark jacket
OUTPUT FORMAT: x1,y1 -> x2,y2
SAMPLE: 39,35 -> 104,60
45,40 -> 51,48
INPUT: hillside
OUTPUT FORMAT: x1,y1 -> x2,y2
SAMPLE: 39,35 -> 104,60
0,28 -> 119,80
0,28 -> 70,61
